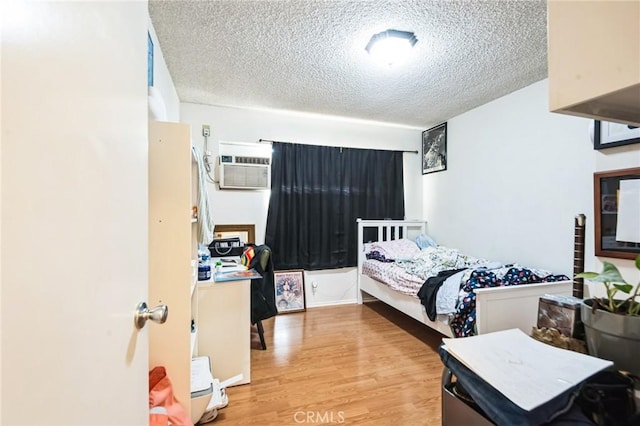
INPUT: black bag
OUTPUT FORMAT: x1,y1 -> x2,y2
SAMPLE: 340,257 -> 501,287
208,237 -> 244,257
576,370 -> 638,426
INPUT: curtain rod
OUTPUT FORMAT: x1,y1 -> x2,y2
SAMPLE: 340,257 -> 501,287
258,138 -> 418,154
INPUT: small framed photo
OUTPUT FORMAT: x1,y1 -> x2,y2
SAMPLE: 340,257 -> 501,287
422,122 -> 447,175
274,269 -> 306,313
593,120 -> 640,150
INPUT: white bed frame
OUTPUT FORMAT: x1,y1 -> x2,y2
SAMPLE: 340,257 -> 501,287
356,219 -> 572,337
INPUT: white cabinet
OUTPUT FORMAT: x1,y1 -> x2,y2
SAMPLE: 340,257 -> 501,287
196,279 -> 251,385
149,121 -> 198,415
547,0 -> 640,126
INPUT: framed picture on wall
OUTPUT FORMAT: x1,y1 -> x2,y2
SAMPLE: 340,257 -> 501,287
422,122 -> 447,174
593,120 -> 640,150
594,167 -> 640,259
274,269 -> 306,313
147,31 -> 154,87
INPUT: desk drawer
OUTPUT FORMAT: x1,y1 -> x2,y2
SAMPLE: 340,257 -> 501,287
196,280 -> 251,385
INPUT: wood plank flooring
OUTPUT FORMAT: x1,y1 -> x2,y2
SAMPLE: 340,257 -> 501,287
215,302 -> 447,425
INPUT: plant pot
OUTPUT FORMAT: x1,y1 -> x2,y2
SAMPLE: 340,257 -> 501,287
581,299 -> 640,375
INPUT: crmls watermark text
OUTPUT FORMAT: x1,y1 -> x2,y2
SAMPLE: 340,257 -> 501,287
293,411 -> 346,423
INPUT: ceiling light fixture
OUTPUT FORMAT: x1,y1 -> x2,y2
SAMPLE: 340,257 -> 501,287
365,29 -> 418,66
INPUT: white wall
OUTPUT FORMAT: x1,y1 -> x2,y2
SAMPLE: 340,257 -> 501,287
422,79 -> 639,296
181,103 -> 423,306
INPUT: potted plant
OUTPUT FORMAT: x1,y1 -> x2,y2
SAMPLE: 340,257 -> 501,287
576,254 -> 640,375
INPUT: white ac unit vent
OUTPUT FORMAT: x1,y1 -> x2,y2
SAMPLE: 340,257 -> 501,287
217,155 -> 271,190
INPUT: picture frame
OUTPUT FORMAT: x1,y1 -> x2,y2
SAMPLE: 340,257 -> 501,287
147,31 -> 154,87
274,269 -> 306,313
422,122 -> 447,175
593,167 -> 640,260
213,224 -> 256,246
593,120 -> 640,150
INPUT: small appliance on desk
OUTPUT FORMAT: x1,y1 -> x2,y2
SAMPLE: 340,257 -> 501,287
208,237 -> 245,258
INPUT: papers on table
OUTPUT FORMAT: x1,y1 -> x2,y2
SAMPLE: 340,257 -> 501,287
442,328 -> 613,411
218,264 -> 247,273
213,268 -> 262,282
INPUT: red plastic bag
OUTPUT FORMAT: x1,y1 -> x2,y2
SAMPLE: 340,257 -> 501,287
149,366 -> 193,426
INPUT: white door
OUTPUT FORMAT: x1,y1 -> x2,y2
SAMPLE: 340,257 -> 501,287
2,2 -> 149,424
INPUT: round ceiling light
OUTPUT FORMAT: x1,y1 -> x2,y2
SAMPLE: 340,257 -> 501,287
365,29 -> 418,66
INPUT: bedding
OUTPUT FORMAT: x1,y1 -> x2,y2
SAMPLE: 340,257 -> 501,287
450,266 -> 569,337
364,245 -> 488,295
357,219 -> 573,338
366,238 -> 420,261
363,242 -> 570,337
361,258 -> 423,295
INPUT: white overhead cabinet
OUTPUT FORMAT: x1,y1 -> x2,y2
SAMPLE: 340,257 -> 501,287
149,121 -> 199,416
547,0 -> 640,126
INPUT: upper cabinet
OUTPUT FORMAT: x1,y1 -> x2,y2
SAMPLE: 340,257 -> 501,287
547,0 -> 640,126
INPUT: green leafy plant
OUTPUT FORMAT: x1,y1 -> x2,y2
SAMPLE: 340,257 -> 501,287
576,254 -> 640,316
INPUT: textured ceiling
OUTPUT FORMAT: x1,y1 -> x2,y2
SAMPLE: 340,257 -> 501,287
149,0 -> 548,128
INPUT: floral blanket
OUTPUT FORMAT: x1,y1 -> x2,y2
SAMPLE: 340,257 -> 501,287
396,246 -> 487,280
449,266 -> 570,337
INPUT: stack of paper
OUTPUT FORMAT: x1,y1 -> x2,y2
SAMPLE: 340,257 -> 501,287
218,264 -> 247,273
442,328 -> 613,411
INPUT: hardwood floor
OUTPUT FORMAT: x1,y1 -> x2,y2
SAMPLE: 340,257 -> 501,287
214,302 -> 447,425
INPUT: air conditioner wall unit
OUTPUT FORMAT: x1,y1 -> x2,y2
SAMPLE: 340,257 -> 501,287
217,155 -> 271,190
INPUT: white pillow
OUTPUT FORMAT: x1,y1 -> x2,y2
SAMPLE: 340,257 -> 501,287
368,238 -> 420,261
363,242 -> 373,254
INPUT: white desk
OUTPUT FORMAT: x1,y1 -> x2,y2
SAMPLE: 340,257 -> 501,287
196,278 -> 250,386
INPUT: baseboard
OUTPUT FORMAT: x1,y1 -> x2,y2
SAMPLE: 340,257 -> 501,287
306,298 -> 358,308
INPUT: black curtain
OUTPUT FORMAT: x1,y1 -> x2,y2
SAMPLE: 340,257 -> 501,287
265,142 -> 405,270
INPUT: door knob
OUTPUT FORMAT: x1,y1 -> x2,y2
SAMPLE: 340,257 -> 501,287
134,302 -> 168,329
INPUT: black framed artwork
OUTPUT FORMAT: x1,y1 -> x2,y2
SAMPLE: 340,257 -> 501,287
422,122 -> 447,175
593,120 -> 640,150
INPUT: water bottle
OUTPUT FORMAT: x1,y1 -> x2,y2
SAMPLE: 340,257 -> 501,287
198,250 -> 211,281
